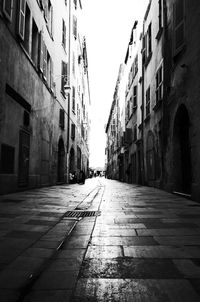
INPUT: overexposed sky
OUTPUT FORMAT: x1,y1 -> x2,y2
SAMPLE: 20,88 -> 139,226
82,0 -> 149,169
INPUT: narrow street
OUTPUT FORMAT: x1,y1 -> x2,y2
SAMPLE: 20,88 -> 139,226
0,179 -> 200,301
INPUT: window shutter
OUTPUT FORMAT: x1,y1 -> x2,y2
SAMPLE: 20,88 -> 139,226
43,43 -> 47,79
50,5 -> 54,37
148,24 -> 152,54
38,32 -> 44,72
73,16 -> 77,39
43,0 -> 48,20
61,61 -> 68,94
3,0 -> 13,21
71,123 -> 75,140
59,109 -> 65,129
62,20 -> 66,48
18,0 -> 26,39
173,0 -> 185,55
142,35 -> 146,65
50,58 -> 54,91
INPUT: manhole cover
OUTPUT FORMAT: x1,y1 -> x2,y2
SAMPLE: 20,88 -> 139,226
65,211 -> 101,218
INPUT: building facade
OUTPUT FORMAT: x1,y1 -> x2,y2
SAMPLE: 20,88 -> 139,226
0,0 -> 90,194
106,0 -> 200,201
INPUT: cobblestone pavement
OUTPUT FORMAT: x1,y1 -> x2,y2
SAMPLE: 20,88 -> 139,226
0,178 -> 200,301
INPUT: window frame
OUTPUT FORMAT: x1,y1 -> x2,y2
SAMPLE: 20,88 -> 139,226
145,86 -> 151,117
3,0 -> 13,22
18,0 -> 26,40
155,64 -> 163,104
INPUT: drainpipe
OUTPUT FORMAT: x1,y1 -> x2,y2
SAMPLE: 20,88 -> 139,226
66,0 -> 71,181
141,21 -> 145,185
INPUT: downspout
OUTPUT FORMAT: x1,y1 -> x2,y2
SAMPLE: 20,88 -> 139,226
141,21 -> 145,185
66,0 -> 71,182
67,0 -> 71,154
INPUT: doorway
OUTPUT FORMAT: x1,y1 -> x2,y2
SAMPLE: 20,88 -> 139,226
173,105 -> 192,194
57,137 -> 65,183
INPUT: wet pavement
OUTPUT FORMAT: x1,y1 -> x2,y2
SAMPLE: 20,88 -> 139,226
0,178 -> 200,301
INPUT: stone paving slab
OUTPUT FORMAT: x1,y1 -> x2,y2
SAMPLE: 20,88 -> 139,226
73,278 -> 200,302
23,290 -> 72,302
91,235 -> 158,246
80,258 -> 183,279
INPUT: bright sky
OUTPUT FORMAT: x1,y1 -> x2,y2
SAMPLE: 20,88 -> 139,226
82,0 -> 149,169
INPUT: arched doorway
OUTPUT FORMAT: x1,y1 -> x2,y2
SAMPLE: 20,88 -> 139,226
57,137 -> 65,183
69,147 -> 75,173
173,105 -> 192,194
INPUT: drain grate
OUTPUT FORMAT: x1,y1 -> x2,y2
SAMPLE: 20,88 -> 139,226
64,210 -> 101,218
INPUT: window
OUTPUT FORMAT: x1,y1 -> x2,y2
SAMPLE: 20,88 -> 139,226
44,0 -> 53,36
19,2 -> 31,53
47,51 -> 51,86
158,0 -> 163,30
62,19 -> 66,49
73,16 -> 77,39
143,23 -> 152,66
61,61 -> 68,96
173,0 -> 185,56
3,0 -> 13,22
133,85 -> 137,108
43,42 -> 47,79
147,23 -> 152,56
146,87 -> 150,117
134,55 -> 138,75
71,123 -> 75,140
59,109 -> 65,129
156,65 -> 163,103
31,19 -> 39,66
72,87 -> 75,113
0,144 -> 15,174
18,0 -> 26,39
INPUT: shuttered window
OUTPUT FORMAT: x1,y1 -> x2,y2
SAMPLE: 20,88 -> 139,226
59,109 -> 65,129
173,0 -> 185,55
133,85 -> 137,108
156,64 -> 163,103
72,87 -> 75,113
39,32 -> 44,72
18,0 -> 26,39
62,19 -> 66,49
3,0 -> 13,22
43,43 -> 47,79
61,61 -> 68,95
146,87 -> 150,117
73,16 -> 77,39
71,123 -> 75,140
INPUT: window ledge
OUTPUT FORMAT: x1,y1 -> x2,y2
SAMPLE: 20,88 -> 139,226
144,114 -> 150,124
156,27 -> 163,41
153,99 -> 163,111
